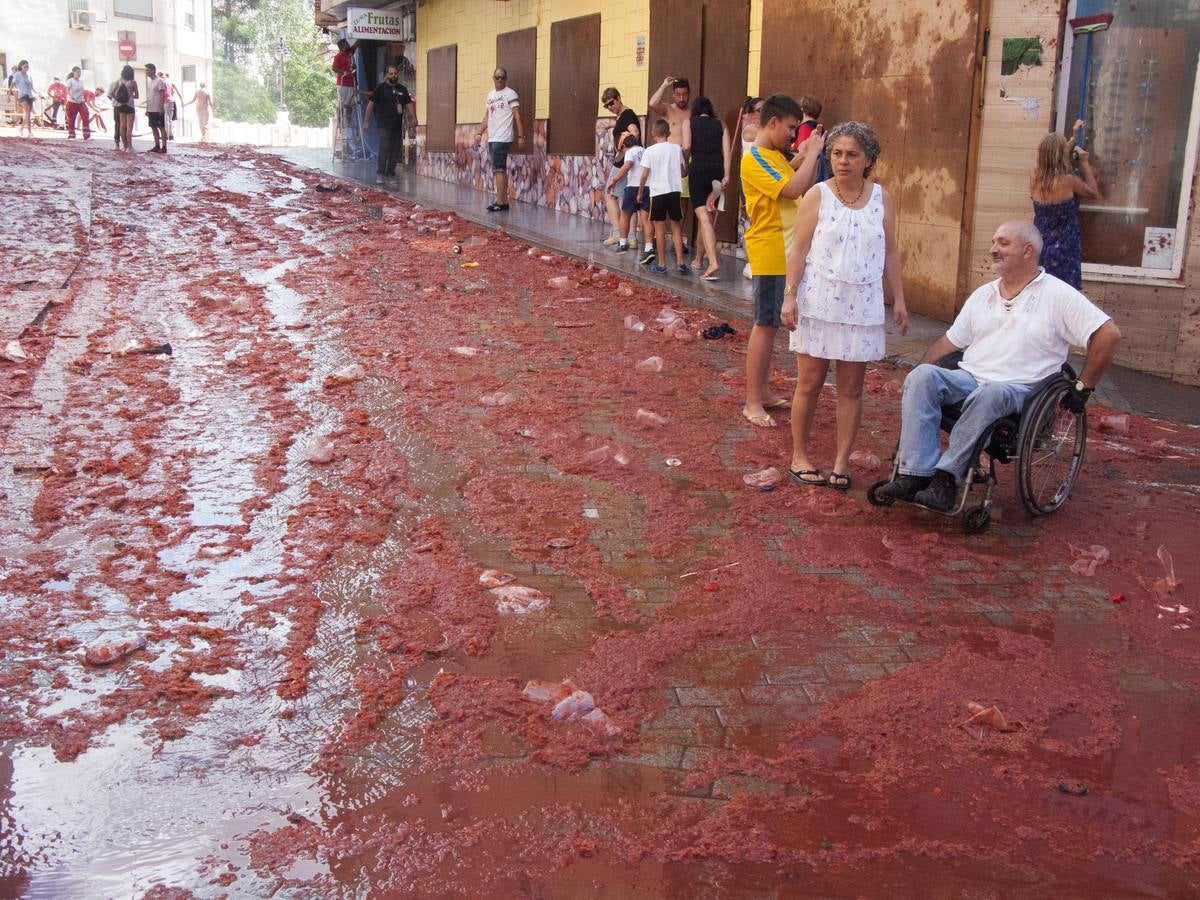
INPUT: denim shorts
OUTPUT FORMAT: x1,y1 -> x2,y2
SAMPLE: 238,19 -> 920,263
608,164 -> 626,197
487,141 -> 511,172
753,275 -> 785,327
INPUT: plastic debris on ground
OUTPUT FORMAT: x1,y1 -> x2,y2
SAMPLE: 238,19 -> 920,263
480,392 -> 515,407
1068,543 -> 1111,577
547,276 -> 571,289
450,346 -> 481,357
743,467 -> 783,491
326,363 -> 365,384
1100,414 -> 1130,434
82,633 -> 148,666
4,340 -> 29,362
479,569 -> 516,588
624,315 -> 646,332
304,435 -> 336,464
665,458 -> 682,467
635,408 -> 669,427
959,701 -> 1021,739
490,585 -> 551,615
849,450 -> 882,469
546,537 -> 576,550
635,356 -> 664,374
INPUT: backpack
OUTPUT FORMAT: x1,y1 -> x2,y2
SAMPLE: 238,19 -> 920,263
115,81 -> 130,105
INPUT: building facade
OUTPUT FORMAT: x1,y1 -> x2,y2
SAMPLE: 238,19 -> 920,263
325,0 -> 1200,386
1,0 -> 213,110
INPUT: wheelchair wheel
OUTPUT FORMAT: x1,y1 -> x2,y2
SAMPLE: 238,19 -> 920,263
867,480 -> 894,507
1016,381 -> 1086,516
963,505 -> 991,534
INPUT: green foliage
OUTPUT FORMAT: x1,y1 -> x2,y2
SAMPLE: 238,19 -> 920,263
214,0 -> 260,64
283,44 -> 335,128
213,61 -> 276,124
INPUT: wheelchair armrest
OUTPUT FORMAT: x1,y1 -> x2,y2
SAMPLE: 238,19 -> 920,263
934,350 -> 964,370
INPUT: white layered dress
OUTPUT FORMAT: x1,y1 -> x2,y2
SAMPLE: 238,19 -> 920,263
790,180 -> 887,362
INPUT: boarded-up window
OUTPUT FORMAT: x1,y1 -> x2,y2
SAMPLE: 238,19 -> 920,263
548,14 -> 600,155
497,27 -> 536,156
426,44 -> 457,152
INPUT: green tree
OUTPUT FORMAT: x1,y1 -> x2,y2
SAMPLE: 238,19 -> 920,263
214,0 -> 261,64
213,61 -> 277,124
283,44 -> 335,127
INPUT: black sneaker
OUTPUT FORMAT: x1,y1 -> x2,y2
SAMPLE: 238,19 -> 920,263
614,242 -> 629,252
877,474 -> 932,502
638,249 -> 657,265
913,469 -> 958,512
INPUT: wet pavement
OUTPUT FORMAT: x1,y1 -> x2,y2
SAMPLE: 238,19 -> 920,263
2,138 -> 1199,898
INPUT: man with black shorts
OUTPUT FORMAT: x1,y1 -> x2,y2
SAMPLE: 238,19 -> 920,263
637,119 -> 687,275
144,64 -> 168,154
601,87 -> 641,247
648,75 -> 694,245
476,68 -> 524,212
363,65 -> 415,177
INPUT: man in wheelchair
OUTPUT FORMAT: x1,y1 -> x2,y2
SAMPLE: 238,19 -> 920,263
878,220 -> 1121,511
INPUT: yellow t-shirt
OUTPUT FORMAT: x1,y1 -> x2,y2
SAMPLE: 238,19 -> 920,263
741,145 -> 796,276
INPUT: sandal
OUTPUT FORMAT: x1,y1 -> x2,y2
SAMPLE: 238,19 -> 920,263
825,472 -> 852,491
789,468 -> 824,486
763,398 -> 791,411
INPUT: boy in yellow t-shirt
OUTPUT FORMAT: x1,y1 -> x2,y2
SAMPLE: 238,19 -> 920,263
740,93 -> 824,428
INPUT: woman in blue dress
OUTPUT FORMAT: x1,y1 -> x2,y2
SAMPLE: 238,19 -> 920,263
1030,123 -> 1099,289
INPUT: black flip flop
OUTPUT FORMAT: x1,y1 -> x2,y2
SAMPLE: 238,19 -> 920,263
825,472 -> 852,491
789,468 -> 824,486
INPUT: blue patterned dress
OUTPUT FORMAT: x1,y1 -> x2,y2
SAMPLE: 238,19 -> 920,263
1033,196 -> 1082,289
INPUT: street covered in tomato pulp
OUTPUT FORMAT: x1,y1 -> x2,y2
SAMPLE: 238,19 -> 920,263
1,141 -> 1199,897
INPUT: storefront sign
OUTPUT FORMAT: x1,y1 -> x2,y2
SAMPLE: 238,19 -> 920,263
347,7 -> 408,41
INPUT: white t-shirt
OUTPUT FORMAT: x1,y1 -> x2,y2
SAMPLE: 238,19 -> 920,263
624,145 -> 646,184
946,269 -> 1111,386
66,76 -> 86,104
641,141 -> 684,196
486,87 -> 520,143
146,76 -> 166,114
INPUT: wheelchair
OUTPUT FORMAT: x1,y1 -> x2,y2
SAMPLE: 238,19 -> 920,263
867,353 -> 1088,534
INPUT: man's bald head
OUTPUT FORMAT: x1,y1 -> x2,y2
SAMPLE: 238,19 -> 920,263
997,220 -> 1043,257
990,220 -> 1044,280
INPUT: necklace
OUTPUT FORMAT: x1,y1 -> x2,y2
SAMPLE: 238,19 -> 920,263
833,178 -> 866,207
999,275 -> 1036,311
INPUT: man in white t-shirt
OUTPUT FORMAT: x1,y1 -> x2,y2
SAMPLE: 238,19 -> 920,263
475,67 -> 524,213
637,118 -> 687,274
144,63 -> 168,154
879,220 -> 1121,511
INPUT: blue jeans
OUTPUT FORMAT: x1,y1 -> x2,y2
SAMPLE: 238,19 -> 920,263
897,365 -> 1032,480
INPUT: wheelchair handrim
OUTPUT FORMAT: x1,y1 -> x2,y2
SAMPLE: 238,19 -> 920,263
1017,384 -> 1086,515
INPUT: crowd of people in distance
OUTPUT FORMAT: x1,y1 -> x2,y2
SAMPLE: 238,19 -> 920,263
5,58 -> 214,149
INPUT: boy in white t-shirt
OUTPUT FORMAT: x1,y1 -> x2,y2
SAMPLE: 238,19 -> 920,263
605,133 -> 651,254
636,119 -> 687,273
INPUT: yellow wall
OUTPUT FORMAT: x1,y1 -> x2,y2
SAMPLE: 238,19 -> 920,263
747,0 -> 762,97
417,0 -> 651,123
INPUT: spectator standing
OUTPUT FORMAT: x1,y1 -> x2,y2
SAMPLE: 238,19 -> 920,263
363,65 -> 415,177
739,93 -> 823,428
113,64 -> 139,152
682,96 -> 732,280
87,86 -> 109,134
605,133 -> 651,255
781,121 -> 908,490
475,68 -> 524,212
636,118 -> 687,274
144,64 -> 168,153
10,61 -> 35,138
47,76 -> 67,127
161,73 -> 176,141
601,87 -> 641,247
648,75 -> 693,241
333,39 -> 361,132
1030,122 -> 1098,289
65,67 -> 91,140
791,96 -> 823,150
185,83 -> 214,142
735,96 -> 764,281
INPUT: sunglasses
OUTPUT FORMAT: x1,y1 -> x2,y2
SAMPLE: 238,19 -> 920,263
603,100 -> 616,108
493,75 -> 506,81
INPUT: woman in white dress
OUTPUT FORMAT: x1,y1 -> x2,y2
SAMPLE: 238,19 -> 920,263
781,121 -> 908,491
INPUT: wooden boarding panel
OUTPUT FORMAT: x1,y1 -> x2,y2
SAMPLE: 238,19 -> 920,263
647,0 -> 702,119
548,14 -> 601,155
760,0 -> 983,319
426,44 -> 457,152
497,27 -> 536,156
701,0 -> 751,243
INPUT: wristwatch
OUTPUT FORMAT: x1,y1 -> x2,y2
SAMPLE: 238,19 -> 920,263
1073,379 -> 1093,396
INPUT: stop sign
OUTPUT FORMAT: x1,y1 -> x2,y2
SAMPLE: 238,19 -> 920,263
118,38 -> 135,59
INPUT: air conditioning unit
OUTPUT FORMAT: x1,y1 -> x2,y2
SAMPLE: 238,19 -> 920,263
70,9 -> 93,29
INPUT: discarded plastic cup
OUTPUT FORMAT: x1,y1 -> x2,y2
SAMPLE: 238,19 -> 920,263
665,458 -> 682,467
635,356 -> 664,373
624,315 -> 647,333
635,408 -> 669,427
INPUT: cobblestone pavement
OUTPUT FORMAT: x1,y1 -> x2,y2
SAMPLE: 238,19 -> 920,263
2,140 -> 1198,897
